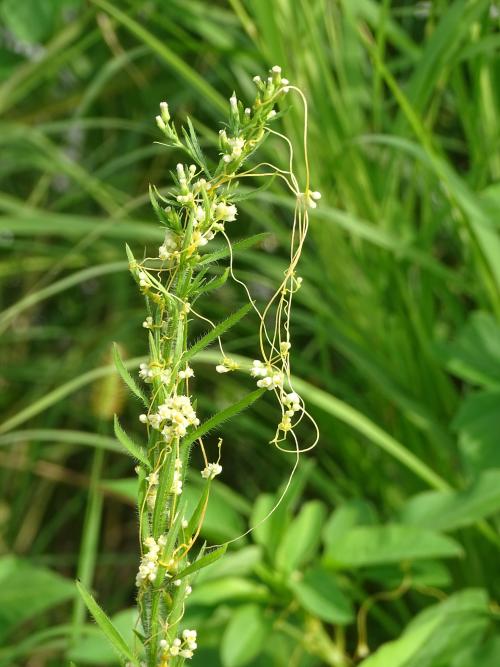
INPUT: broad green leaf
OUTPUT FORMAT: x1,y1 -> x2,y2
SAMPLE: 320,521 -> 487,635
452,391 -> 500,477
452,636 -> 500,667
400,469 -> 500,531
403,589 -> 489,667
197,546 -> 262,583
183,303 -> 252,365
442,312 -> 500,388
365,560 -> 452,589
69,608 -> 142,665
275,500 -> 326,572
113,415 -> 150,469
176,544 -> 227,579
0,0 -> 66,43
291,567 -> 353,625
188,577 -> 269,606
181,388 -> 265,449
324,524 -> 463,569
221,604 -> 269,667
0,557 -> 74,639
359,615 -> 443,667
323,499 -> 377,548
75,581 -> 138,665
360,589 -> 489,667
112,343 -> 147,406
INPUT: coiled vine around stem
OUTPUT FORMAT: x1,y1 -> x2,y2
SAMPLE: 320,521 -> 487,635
77,65 -> 319,667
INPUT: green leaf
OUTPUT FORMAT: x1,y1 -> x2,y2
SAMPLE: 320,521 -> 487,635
442,312 -> 500,388
182,117 -> 211,176
291,567 -> 353,625
324,524 -> 463,569
221,604 -> 269,667
197,546 -> 262,583
198,234 -> 271,266
181,388 -> 265,449
0,0 -> 66,43
0,557 -> 75,640
176,545 -> 227,580
400,469 -> 500,531
188,577 -> 269,606
452,390 -> 500,477
196,267 -> 230,298
75,581 -> 138,665
275,500 -> 326,572
323,499 -> 377,548
183,302 -> 252,364
112,343 -> 147,406
113,415 -> 150,470
68,608 -> 142,665
360,589 -> 490,667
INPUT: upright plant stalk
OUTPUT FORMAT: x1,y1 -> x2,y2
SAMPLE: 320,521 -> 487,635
79,66 -> 319,667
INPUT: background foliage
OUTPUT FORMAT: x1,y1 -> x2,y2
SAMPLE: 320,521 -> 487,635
1,0 -> 500,665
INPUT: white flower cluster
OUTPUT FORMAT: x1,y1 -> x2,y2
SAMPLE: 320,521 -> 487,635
136,534 -> 166,587
159,230 -> 180,261
220,130 -> 246,163
139,362 -> 171,385
279,392 -> 302,432
201,462 -> 222,480
159,629 -> 197,660
251,359 -> 284,390
140,395 -> 199,441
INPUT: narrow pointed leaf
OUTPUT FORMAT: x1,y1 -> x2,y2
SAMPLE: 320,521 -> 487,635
75,581 -> 138,665
113,415 -> 150,470
176,544 -> 227,579
182,388 -> 265,448
183,303 -> 252,364
112,343 -> 147,406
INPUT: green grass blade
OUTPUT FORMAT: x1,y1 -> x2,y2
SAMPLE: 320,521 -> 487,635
89,0 -> 226,113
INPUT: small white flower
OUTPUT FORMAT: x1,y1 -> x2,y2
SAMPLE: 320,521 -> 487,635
250,359 -> 268,378
201,462 -> 222,480
156,115 -> 166,130
179,365 -> 194,380
159,101 -> 170,123
186,585 -> 192,595
173,579 -> 181,586
272,65 -> 281,74
216,364 -> 230,373
268,109 -> 277,119
139,414 -> 148,424
181,650 -> 193,659
142,316 -> 153,329
215,202 -> 237,222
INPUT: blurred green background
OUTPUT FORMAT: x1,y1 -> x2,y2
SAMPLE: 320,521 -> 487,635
2,0 -> 500,665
